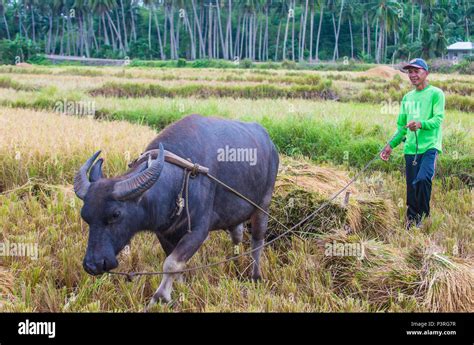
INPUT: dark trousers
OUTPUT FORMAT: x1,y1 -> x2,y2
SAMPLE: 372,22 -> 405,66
405,148 -> 438,224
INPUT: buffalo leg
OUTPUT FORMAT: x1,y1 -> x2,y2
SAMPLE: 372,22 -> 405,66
228,223 -> 244,245
249,180 -> 275,281
155,233 -> 185,283
249,210 -> 269,281
156,233 -> 177,256
147,227 -> 209,308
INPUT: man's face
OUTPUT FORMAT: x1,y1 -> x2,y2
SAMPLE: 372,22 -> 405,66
407,67 -> 429,87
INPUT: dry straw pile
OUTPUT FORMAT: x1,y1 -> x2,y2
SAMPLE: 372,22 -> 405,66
360,66 -> 408,80
269,156 -> 396,241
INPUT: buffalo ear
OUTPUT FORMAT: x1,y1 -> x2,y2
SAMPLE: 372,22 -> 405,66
89,158 -> 104,182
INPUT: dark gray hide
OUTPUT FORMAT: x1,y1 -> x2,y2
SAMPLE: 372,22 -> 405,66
74,114 -> 279,304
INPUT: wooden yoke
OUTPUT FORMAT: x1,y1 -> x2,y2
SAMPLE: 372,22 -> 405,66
131,149 -> 210,174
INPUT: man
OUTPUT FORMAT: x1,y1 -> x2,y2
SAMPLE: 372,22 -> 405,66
380,58 -> 445,228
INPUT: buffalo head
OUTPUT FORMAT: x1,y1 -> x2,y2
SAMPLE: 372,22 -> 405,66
74,144 -> 165,275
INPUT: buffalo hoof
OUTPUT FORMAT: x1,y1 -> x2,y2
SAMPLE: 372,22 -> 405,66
145,293 -> 172,312
175,273 -> 185,283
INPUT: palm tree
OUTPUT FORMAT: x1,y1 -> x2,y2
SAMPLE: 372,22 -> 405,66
391,24 -> 409,63
153,2 -> 165,59
272,0 -> 287,61
363,1 -> 371,58
179,0 -> 196,60
45,1 -> 54,52
299,0 -> 309,61
314,0 -> 325,61
327,0 -> 337,60
142,0 -> 152,50
308,0 -> 315,61
191,0 -> 205,58
129,0 -> 137,43
290,0 -> 296,60
332,0 -> 345,61
13,0 -> 26,39
119,0 -> 128,51
282,0 -> 292,60
165,0 -> 178,60
411,0 -> 415,42
345,2 -> 355,59
58,1 -> 67,54
105,0 -> 124,54
73,0 -> 90,57
263,0 -> 270,60
245,0 -> 260,61
1,0 -> 11,40
416,0 -> 427,41
213,0 -> 226,59
371,0 -> 400,63
1,0 -> 470,63
225,0 -> 233,59
91,0 -> 111,47
384,1 -> 402,61
428,11 -> 454,58
463,0 -> 472,39
24,0 -> 37,43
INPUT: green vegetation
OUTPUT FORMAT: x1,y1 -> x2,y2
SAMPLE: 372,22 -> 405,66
0,76 -> 37,91
1,0 -> 472,67
89,80 -> 335,100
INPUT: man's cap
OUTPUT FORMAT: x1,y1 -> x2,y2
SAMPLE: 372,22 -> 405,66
402,58 -> 429,71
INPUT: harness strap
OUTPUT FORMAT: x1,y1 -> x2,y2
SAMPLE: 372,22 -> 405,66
125,149 -> 207,238
184,170 -> 192,233
170,168 -> 193,234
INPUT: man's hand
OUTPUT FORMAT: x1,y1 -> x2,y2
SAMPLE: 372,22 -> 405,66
405,120 -> 422,131
380,145 -> 392,161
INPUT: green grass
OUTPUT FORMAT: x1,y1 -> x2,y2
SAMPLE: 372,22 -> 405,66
128,58 -> 376,72
0,76 -> 38,91
89,80 -> 335,100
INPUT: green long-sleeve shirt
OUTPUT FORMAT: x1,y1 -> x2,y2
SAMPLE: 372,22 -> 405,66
389,84 -> 445,154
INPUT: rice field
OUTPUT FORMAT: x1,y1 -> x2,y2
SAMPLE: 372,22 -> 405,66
0,65 -> 472,312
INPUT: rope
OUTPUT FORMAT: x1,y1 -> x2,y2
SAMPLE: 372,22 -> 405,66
413,130 -> 419,166
184,170 -> 192,233
108,132 -> 401,281
172,168 -> 187,218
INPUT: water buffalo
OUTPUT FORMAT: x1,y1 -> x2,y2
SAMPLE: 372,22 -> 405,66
74,114 -> 279,307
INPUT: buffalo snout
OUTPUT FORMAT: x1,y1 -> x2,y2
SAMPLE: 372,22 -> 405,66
83,256 -> 118,275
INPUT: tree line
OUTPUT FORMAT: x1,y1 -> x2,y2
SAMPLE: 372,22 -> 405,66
0,0 -> 472,63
